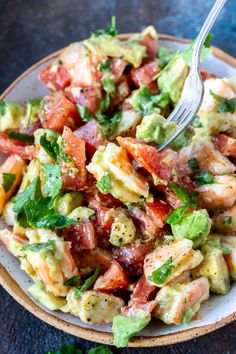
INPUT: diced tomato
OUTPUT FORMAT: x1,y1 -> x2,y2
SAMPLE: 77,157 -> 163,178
86,189 -> 123,208
39,63 -> 71,91
213,134 -> 236,158
176,175 -> 196,193
41,92 -> 81,133
129,207 -> 160,238
144,199 -> 172,228
62,126 -> 87,190
200,70 -> 217,81
0,132 -> 35,160
94,260 -> 129,291
74,247 -> 112,270
113,241 -> 154,265
117,137 -> 177,183
63,220 -> 97,250
74,120 -> 108,156
128,60 -> 159,94
65,85 -> 101,115
139,34 -> 157,59
113,77 -> 130,105
161,186 -> 183,209
110,58 -> 127,81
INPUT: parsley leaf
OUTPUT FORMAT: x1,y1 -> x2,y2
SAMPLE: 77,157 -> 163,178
165,205 -> 188,225
101,75 -> 116,94
88,346 -> 113,354
64,275 -> 81,287
12,177 -> 41,212
43,163 -> 62,198
188,157 -> 199,171
96,172 -> 112,194
74,266 -> 101,298
91,16 -> 118,37
100,94 -> 110,112
47,344 -> 83,354
224,216 -> 232,225
21,240 -> 56,252
132,87 -> 170,114
100,112 -> 121,138
194,170 -> 215,186
40,133 -> 70,163
2,173 -> 16,192
0,101 -> 6,115
77,105 -> 93,122
8,131 -> 34,144
148,257 -> 175,285
168,181 -> 197,205
99,60 -> 111,72
210,90 -> 236,113
183,33 -> 213,66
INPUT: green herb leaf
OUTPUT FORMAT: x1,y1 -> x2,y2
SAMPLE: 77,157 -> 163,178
21,240 -> 56,252
101,76 -> 116,94
100,112 -> 121,138
2,173 -> 16,192
165,205 -> 188,225
224,216 -> 232,225
91,16 -> 118,37
0,101 -> 6,115
132,87 -> 170,114
168,181 -> 197,205
12,177 -> 42,212
100,94 -> 110,112
98,60 -> 111,72
43,163 -> 62,198
148,257 -> 175,285
47,343 -> 83,354
158,47 -> 178,69
74,266 -> 101,298
64,275 -> 81,287
96,172 -> 111,194
183,33 -> 213,66
77,105 -> 93,122
88,345 -> 113,354
40,133 -> 70,163
188,157 -> 199,172
8,131 -> 34,144
210,90 -> 236,113
194,170 -> 215,186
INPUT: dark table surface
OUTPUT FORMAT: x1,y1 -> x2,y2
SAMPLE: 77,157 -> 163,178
0,0 -> 236,353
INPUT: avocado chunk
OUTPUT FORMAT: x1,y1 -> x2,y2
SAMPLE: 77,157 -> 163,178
158,55 -> 188,103
54,192 -> 84,216
0,100 -> 25,132
24,98 -> 42,129
171,209 -> 211,248
109,210 -> 136,247
112,312 -> 151,348
28,282 -> 66,310
192,244 -> 230,295
68,206 -> 95,222
136,113 -> 193,151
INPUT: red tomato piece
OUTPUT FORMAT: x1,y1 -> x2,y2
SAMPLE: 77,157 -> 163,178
74,120 -> 108,156
144,199 -> 172,228
129,207 -> 160,238
65,86 -> 101,115
39,63 -> 71,91
110,58 -> 127,81
94,260 -> 129,291
139,34 -> 157,59
0,132 -> 35,160
63,220 -> 97,250
41,92 -> 81,133
117,137 -> 177,182
113,241 -> 154,265
200,70 -> 217,81
74,247 -> 112,270
129,60 -> 159,94
213,134 -> 236,158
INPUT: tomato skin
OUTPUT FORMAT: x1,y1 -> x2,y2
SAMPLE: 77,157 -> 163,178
39,63 -> 71,91
113,241 -> 154,265
110,58 -> 127,81
139,34 -> 157,59
0,132 -> 35,160
200,70 -> 216,81
144,199 -> 172,228
117,137 -> 177,182
63,220 -> 97,250
94,260 -> 129,291
129,207 -> 160,238
128,60 -> 159,94
41,92 -> 81,133
74,120 -> 108,156
65,86 -> 101,115
213,134 -> 236,158
74,247 -> 112,270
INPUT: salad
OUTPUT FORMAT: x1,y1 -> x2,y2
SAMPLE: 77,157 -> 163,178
0,17 -> 236,348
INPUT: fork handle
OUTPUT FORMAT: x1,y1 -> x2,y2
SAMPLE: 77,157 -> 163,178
191,0 -> 227,72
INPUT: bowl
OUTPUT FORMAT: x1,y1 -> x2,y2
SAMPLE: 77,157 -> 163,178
0,34 -> 236,347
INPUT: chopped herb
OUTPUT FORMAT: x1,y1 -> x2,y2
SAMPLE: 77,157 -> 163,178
182,33 -> 213,66
101,76 -> 116,94
77,105 -> 93,122
21,240 -> 55,252
194,170 -> 215,186
91,16 -> 118,37
25,97 -> 42,128
165,205 -> 188,225
2,173 -> 16,192
74,266 -> 101,298
88,345 -> 113,354
168,181 -> 197,205
188,157 -> 199,172
224,216 -> 232,225
158,47 -> 178,69
40,133 -> 70,163
98,60 -> 111,72
99,112 -> 121,138
210,90 -> 236,113
148,257 -> 175,285
64,275 -> 81,287
192,116 -> 202,128
132,87 -> 170,114
12,177 -> 41,213
47,343 -> 83,354
100,94 -> 110,112
0,101 -> 6,115
8,131 -> 34,144
43,163 -> 62,198
96,171 -> 111,194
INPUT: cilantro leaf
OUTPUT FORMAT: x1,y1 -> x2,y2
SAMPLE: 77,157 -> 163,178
188,157 -> 199,172
77,105 -> 93,122
43,163 -> 62,198
168,181 -> 197,205
194,170 -> 215,186
91,16 -> 118,37
88,346 -> 113,354
183,33 -> 213,66
132,87 -> 170,114
165,205 -> 188,225
100,94 -> 110,112
74,266 -> 101,298
47,344 -> 83,354
8,131 -> 34,144
99,60 -> 111,72
210,90 -> 236,113
21,240 -> 56,252
0,100 -> 6,115
64,275 -> 81,287
101,76 -> 116,94
99,112 -> 121,138
96,172 -> 111,194
2,173 -> 16,192
224,216 -> 232,225
40,133 -> 70,163
148,257 -> 175,285
12,177 -> 41,212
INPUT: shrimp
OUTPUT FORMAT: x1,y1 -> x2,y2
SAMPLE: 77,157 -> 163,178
0,154 -> 26,213
198,77 -> 236,135
221,236 -> 236,281
213,134 -> 236,158
153,277 -> 209,325
213,204 -> 236,233
176,140 -> 235,176
197,175 -> 236,210
144,239 -> 203,287
0,229 -> 27,257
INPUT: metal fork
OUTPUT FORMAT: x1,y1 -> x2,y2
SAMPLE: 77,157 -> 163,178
157,0 -> 227,152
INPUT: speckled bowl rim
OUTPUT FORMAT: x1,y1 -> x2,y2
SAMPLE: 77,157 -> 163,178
0,33 -> 236,347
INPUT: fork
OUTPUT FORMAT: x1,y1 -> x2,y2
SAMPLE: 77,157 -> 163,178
157,0 -> 227,152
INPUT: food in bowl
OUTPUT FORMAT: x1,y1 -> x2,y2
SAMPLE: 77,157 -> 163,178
0,17 -> 236,348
